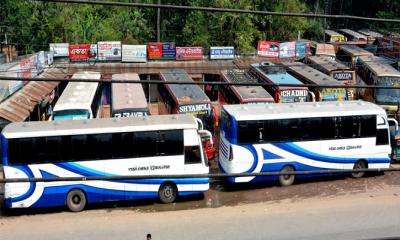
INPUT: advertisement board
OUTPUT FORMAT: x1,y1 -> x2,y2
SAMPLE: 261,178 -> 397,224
122,45 -> 147,62
69,44 -> 90,62
257,41 -> 279,58
18,55 -> 37,79
176,47 -> 203,61
89,44 -> 98,60
295,41 -> 311,58
162,42 -> 176,60
49,43 -> 69,57
279,42 -> 296,58
210,47 -> 234,60
97,41 -> 122,61
46,51 -> 54,65
148,42 -> 176,60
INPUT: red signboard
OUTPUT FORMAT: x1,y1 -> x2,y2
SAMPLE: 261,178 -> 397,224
176,47 -> 203,60
257,41 -> 280,58
148,42 -> 163,59
69,44 -> 90,62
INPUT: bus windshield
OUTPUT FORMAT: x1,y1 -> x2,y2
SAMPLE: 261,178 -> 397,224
280,89 -> 309,103
53,110 -> 90,121
376,77 -> 400,105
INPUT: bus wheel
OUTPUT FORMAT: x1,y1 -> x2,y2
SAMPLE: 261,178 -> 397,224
352,161 -> 367,178
66,189 -> 87,212
279,166 -> 295,186
158,183 -> 177,204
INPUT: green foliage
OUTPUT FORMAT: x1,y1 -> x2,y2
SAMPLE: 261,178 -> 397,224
1,0 -> 399,54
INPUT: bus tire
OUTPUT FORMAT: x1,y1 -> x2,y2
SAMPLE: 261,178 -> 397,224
158,183 -> 178,204
352,160 -> 367,178
66,189 -> 87,212
279,166 -> 295,186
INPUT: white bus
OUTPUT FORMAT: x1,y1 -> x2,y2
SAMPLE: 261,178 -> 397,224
111,73 -> 149,118
52,71 -> 102,120
219,101 -> 393,185
2,114 -> 211,211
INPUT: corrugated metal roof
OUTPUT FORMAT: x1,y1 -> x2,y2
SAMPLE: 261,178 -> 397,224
58,61 -> 235,75
0,69 -> 62,122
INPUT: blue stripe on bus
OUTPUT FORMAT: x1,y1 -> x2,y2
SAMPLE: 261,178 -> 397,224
29,184 -> 206,208
273,142 -> 389,164
1,135 -> 8,166
8,166 -> 36,203
262,148 -> 284,160
55,162 -> 209,184
243,145 -> 258,173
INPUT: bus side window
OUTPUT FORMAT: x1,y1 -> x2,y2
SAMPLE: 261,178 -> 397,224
185,146 -> 201,164
376,129 -> 389,145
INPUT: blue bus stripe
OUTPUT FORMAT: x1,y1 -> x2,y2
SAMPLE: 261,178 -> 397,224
273,142 -> 389,164
8,166 -> 36,203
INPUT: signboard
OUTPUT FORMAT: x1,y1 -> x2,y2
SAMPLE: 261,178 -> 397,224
279,42 -> 296,58
113,111 -> 148,118
69,44 -> 90,62
162,42 -> 176,60
97,41 -> 122,61
147,42 -> 176,60
295,41 -> 311,58
46,51 -> 54,65
210,47 -> 234,60
36,51 -> 45,73
122,45 -> 147,62
18,55 -> 37,79
280,89 -> 308,103
89,44 -> 97,60
179,103 -> 212,115
176,47 -> 203,61
49,43 -> 69,57
332,71 -> 354,81
257,41 -> 279,58
320,88 -> 347,101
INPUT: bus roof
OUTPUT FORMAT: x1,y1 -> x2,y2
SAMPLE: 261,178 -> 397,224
221,70 -> 274,101
223,101 -> 386,121
2,114 -> 197,138
315,43 -> 336,57
250,63 -> 305,85
358,55 -> 400,77
307,55 -> 351,72
111,73 -> 148,112
159,69 -> 210,104
358,29 -> 383,38
325,30 -> 344,37
282,62 -> 345,86
339,29 -> 368,40
53,72 -> 101,112
338,45 -> 374,57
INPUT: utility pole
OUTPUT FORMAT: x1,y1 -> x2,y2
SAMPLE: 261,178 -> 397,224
157,0 -> 161,42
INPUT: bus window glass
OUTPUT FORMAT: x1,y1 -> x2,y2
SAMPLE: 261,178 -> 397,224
185,146 -> 201,164
238,121 -> 259,144
376,129 -> 389,145
136,132 -> 157,157
360,115 -> 376,137
71,135 -> 87,160
375,77 -> 400,105
53,110 -> 90,121
158,130 -> 184,156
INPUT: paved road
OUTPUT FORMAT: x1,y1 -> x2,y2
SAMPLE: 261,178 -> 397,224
1,185 -> 400,240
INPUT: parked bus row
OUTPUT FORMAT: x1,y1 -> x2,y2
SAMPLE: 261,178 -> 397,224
325,29 -> 383,43
2,101 -> 395,211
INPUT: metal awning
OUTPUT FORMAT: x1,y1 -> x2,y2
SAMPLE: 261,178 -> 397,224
55,60 -> 236,75
0,68 -> 63,122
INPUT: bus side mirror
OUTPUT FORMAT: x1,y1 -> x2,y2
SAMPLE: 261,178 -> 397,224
195,118 -> 204,130
388,118 -> 399,131
198,130 -> 213,145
